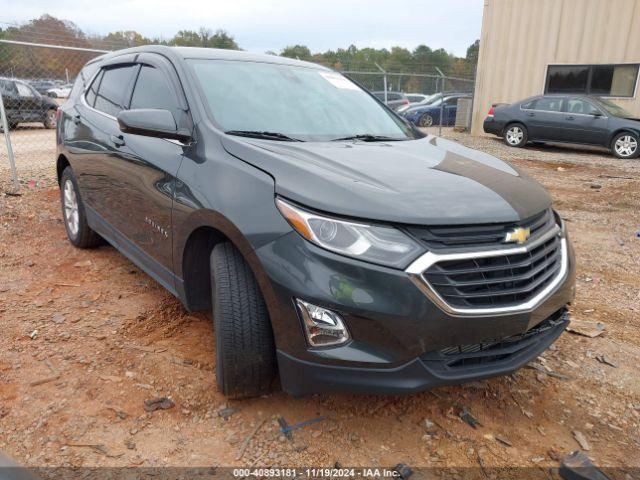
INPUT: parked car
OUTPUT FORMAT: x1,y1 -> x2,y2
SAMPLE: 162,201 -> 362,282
47,83 -> 74,98
396,92 -> 447,114
484,94 -> 640,159
30,80 -> 58,95
0,77 -> 59,129
57,46 -> 575,399
402,93 -> 471,127
405,93 -> 430,104
372,91 -> 409,111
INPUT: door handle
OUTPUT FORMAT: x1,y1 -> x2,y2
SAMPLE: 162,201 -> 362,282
526,112 -> 535,117
565,116 -> 575,121
110,134 -> 125,147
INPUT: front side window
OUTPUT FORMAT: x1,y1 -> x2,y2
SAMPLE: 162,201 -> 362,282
188,60 -> 419,142
130,65 -> 181,121
546,64 -> 639,97
565,98 -> 601,115
93,65 -> 137,117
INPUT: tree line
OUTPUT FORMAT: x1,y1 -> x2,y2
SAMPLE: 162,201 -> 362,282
0,13 -> 479,94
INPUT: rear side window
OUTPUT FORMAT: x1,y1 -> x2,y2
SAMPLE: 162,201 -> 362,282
93,65 -> 137,116
533,97 -> 563,112
521,99 -> 536,109
130,65 -> 181,121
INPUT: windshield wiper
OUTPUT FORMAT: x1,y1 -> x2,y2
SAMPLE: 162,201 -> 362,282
331,134 -> 404,142
225,130 -> 303,142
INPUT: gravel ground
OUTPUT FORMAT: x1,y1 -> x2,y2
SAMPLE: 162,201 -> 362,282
0,128 -> 639,473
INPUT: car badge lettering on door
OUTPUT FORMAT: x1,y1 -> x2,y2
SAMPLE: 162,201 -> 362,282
505,227 -> 531,244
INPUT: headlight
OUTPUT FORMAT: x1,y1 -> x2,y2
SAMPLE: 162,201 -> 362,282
276,198 -> 423,268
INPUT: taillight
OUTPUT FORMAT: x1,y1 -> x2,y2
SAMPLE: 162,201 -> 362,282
487,105 -> 495,117
404,99 -> 409,104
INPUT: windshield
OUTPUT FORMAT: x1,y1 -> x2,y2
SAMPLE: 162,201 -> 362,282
188,60 -> 420,142
596,97 -> 635,118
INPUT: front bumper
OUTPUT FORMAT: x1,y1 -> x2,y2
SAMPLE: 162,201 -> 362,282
254,230 -> 576,396
278,310 -> 568,395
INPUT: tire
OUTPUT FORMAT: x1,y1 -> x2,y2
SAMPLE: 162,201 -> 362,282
60,167 -> 102,248
503,123 -> 528,147
211,242 -> 276,399
419,113 -> 434,127
610,132 -> 639,159
43,109 -> 57,129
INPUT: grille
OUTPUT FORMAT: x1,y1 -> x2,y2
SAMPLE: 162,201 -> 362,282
424,309 -> 569,371
422,234 -> 562,309
405,209 -> 554,249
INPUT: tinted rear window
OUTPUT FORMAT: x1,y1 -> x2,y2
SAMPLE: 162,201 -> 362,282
93,65 -> 137,116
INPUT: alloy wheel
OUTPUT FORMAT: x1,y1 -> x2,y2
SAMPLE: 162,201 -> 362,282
506,126 -> 524,145
63,179 -> 80,237
614,135 -> 637,157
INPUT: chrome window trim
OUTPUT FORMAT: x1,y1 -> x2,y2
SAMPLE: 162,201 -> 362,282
405,225 -> 568,317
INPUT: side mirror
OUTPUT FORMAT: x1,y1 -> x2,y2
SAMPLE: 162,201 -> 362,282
591,110 -> 603,117
117,109 -> 191,142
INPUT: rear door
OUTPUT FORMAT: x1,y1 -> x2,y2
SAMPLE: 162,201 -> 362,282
14,81 -> 42,122
105,53 -> 192,290
523,96 -> 566,141
561,98 -> 609,145
73,61 -> 138,228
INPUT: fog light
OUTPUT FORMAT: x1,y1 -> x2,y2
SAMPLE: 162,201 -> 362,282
295,299 -> 350,347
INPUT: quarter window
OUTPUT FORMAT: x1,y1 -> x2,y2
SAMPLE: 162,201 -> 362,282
93,65 -> 137,117
85,70 -> 103,107
129,65 -> 181,121
546,64 -> 639,97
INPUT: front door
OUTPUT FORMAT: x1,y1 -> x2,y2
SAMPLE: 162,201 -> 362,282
562,98 -> 609,145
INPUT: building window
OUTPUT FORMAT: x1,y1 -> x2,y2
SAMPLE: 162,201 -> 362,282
545,64 -> 639,97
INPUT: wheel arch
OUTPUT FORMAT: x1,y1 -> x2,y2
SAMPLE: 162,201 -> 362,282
56,154 -> 70,185
501,120 -> 527,136
608,127 -> 640,146
178,215 -> 281,326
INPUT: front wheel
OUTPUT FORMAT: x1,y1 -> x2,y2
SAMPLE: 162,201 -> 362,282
44,109 -> 57,129
611,132 -> 639,159
211,242 -> 276,399
503,123 -> 528,147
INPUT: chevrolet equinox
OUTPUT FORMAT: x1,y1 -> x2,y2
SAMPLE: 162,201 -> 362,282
57,46 -> 576,398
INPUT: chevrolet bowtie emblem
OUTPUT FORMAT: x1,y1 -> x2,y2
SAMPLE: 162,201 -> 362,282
505,227 -> 531,244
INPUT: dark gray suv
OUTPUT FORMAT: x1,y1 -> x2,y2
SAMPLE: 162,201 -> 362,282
57,46 -> 576,398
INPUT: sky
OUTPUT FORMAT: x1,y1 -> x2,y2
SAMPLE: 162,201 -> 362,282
2,0 -> 483,56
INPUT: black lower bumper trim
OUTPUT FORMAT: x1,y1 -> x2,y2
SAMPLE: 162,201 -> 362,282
278,311 -> 569,396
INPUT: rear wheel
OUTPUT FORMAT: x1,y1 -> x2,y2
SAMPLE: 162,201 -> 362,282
211,242 -> 276,399
60,167 -> 102,248
611,132 -> 639,159
503,123 -> 528,147
44,109 -> 57,129
419,113 -> 434,127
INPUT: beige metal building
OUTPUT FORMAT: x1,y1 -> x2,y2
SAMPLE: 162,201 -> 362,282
471,0 -> 640,136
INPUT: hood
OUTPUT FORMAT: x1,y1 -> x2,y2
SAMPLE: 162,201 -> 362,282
221,135 -> 552,225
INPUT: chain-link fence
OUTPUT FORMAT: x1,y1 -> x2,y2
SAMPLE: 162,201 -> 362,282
0,38 -> 106,191
0,32 -> 475,191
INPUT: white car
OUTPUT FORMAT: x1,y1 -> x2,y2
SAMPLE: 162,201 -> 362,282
47,84 -> 73,98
